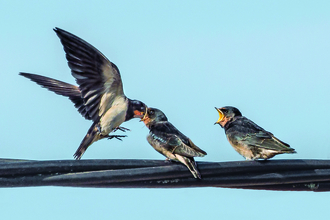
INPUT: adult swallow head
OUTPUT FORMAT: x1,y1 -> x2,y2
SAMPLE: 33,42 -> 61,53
127,99 -> 147,120
214,106 -> 296,160
20,27 -> 147,160
141,107 -> 206,179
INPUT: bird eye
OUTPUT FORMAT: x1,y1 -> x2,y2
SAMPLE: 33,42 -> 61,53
149,110 -> 154,115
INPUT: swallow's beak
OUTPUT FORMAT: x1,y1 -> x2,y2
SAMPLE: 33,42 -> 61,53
214,107 -> 224,125
133,110 -> 144,118
140,107 -> 148,122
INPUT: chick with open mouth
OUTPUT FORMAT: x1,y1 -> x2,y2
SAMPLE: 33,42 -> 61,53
215,106 -> 296,160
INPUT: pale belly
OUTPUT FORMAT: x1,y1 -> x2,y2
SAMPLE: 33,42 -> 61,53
99,97 -> 128,135
228,137 -> 280,160
147,134 -> 177,161
229,140 -> 255,160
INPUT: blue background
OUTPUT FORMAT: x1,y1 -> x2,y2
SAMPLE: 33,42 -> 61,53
1,1 -> 330,219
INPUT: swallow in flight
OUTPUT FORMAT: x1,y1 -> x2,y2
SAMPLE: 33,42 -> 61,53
20,27 -> 147,159
214,106 -> 296,160
141,107 -> 207,179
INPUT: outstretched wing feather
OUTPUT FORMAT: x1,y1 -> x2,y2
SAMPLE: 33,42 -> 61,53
54,27 -> 125,122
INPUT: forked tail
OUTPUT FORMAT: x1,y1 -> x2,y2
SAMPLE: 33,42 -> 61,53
74,122 -> 101,160
176,155 -> 202,179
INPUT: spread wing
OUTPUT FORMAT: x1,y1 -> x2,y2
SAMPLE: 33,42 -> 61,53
54,27 -> 125,122
19,72 -> 91,120
231,117 -> 294,152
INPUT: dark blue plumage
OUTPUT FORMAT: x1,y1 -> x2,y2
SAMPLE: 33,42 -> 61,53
215,106 -> 296,160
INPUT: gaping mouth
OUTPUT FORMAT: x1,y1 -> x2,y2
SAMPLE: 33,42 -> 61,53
214,107 -> 224,124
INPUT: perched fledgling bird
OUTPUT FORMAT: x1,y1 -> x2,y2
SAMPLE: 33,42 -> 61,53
141,108 -> 207,179
20,27 -> 147,160
214,106 -> 296,160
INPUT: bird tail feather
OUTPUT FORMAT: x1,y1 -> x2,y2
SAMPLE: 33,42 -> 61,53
74,122 -> 101,160
176,155 -> 201,179
272,136 -> 296,153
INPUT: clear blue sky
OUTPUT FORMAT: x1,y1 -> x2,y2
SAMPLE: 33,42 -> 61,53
1,0 -> 330,219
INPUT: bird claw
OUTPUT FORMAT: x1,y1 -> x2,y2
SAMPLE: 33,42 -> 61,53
113,127 -> 130,132
106,135 -> 127,141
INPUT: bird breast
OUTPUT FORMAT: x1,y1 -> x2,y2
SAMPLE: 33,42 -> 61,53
147,133 -> 177,160
150,133 -> 167,143
99,96 -> 128,135
227,137 -> 255,160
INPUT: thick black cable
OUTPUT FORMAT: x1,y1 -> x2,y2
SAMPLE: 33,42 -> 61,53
0,158 -> 330,192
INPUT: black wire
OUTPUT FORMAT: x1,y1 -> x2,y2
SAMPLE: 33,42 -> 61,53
0,158 -> 330,191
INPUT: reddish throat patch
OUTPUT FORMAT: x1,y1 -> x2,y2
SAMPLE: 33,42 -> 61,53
142,117 -> 150,126
134,110 -> 142,116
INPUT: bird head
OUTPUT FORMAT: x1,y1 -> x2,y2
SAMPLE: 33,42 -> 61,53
131,100 -> 147,119
214,106 -> 242,127
140,107 -> 168,127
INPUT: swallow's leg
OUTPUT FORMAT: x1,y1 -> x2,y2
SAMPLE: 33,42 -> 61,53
113,127 -> 130,132
105,135 -> 127,141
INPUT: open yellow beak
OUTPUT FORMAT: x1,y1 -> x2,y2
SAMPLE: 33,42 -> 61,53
214,107 -> 224,124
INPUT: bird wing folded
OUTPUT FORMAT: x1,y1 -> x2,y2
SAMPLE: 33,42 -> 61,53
152,121 -> 206,157
168,135 -> 206,158
238,120 -> 293,152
